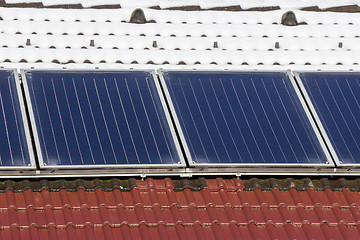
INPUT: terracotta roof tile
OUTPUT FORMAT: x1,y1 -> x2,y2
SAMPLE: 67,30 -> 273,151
0,177 -> 359,238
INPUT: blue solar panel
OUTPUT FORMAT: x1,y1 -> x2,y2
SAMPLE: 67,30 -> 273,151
23,70 -> 183,168
297,72 -> 360,166
0,70 -> 33,168
161,71 -> 331,166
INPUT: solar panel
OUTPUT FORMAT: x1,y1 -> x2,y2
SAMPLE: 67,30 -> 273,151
0,70 -> 34,169
296,72 -> 360,166
23,70 -> 184,168
160,71 -> 332,166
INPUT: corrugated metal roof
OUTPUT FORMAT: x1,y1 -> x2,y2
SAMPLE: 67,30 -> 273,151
0,177 -> 359,239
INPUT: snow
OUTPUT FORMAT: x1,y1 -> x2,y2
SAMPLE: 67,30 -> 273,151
0,7 -> 359,70
2,0 -> 360,9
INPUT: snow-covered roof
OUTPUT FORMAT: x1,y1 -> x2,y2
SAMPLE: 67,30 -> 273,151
0,2 -> 359,70
2,0 -> 360,10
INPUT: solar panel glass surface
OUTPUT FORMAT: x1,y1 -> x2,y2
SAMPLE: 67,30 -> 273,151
0,70 -> 32,168
24,71 -> 182,168
161,71 -> 330,166
298,72 -> 360,166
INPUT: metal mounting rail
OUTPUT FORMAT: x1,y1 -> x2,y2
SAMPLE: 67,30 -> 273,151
0,167 -> 359,179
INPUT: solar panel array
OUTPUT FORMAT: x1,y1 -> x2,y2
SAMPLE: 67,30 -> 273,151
23,70 -> 182,168
1,68 -> 360,173
297,72 -> 360,166
0,70 -> 33,168
160,71 -> 331,166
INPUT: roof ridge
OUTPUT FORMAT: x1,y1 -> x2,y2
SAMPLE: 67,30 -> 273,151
242,178 -> 360,191
1,177 -> 360,192
0,178 -> 137,192
0,178 -> 210,192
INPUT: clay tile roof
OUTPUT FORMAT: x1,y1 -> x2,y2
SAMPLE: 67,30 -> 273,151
0,177 -> 359,239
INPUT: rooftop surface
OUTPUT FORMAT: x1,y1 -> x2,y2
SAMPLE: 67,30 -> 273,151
1,177 -> 360,239
0,1 -> 360,239
0,2 -> 359,70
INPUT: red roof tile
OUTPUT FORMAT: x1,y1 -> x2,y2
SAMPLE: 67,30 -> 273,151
0,178 -> 359,239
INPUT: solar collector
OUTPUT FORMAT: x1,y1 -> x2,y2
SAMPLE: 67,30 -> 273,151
0,70 -> 34,168
160,71 -> 332,166
23,70 -> 182,168
297,72 -> 360,166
